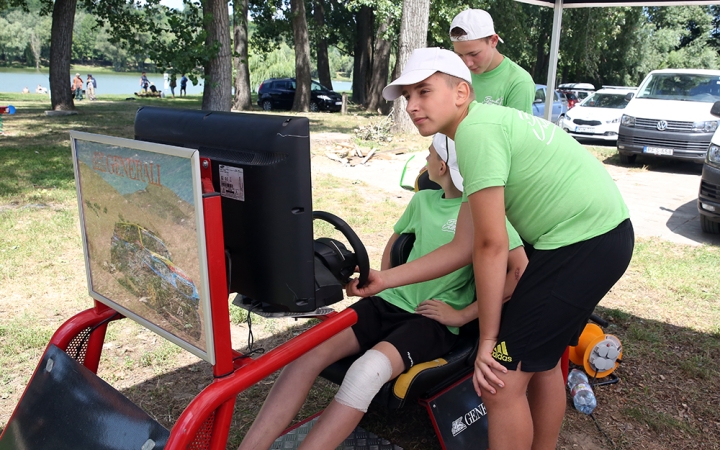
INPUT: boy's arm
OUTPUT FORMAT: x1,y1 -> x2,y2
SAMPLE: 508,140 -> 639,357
416,299 -> 477,327
380,233 -> 401,271
503,246 -> 528,301
467,186 -> 510,395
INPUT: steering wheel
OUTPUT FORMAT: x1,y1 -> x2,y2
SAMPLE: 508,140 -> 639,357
312,211 -> 370,289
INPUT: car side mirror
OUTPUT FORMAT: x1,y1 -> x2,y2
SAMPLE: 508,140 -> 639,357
711,101 -> 720,118
624,92 -> 634,101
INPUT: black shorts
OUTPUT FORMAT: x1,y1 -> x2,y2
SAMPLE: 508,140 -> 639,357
349,296 -> 459,371
495,219 -> 634,372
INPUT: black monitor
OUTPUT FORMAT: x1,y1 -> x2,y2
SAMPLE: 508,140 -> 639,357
134,106 -> 343,313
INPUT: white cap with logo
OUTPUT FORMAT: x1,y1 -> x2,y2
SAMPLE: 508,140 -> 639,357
432,133 -> 463,192
450,9 -> 504,44
382,47 -> 472,101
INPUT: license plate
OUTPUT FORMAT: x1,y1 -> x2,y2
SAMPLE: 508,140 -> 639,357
643,146 -> 674,156
335,101 -> 342,105
575,126 -> 594,133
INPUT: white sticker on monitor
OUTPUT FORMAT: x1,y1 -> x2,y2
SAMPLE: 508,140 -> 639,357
219,165 -> 245,201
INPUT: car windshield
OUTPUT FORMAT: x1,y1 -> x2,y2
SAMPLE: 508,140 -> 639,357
580,93 -> 629,109
636,73 -> 720,103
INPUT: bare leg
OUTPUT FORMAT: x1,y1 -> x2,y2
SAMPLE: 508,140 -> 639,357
481,363 -> 534,450
237,328 -> 361,450
297,341 -> 406,450
527,360 -> 565,450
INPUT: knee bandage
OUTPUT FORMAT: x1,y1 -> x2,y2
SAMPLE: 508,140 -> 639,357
334,349 -> 393,413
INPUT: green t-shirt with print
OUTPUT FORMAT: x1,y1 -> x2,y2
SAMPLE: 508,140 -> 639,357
457,101 -> 629,250
471,57 -> 535,114
380,189 -> 523,334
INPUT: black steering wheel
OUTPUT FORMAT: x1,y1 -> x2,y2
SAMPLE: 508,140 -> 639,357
312,211 -> 370,289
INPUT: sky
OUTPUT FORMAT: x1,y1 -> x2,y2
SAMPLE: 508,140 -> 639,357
159,0 -> 185,10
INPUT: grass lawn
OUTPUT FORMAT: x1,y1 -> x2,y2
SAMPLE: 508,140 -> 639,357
1,94 -> 719,449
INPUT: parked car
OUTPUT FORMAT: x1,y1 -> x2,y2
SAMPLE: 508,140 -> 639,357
532,84 -> 568,123
560,87 -> 636,142
698,101 -> 720,234
257,78 -> 343,112
558,82 -> 596,101
617,69 -> 720,165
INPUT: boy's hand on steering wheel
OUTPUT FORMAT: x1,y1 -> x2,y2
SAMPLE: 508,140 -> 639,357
345,268 -> 385,298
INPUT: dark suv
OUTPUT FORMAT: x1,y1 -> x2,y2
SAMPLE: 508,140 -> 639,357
257,78 -> 343,112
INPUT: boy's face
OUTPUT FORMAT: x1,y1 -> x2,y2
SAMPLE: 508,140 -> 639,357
426,144 -> 445,184
453,38 -> 497,75
402,73 -> 462,137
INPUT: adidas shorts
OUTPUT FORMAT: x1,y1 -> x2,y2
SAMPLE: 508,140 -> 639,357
349,296 -> 459,371
494,219 -> 634,372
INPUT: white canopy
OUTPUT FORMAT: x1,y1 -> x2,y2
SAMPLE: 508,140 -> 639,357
514,0 -> 720,119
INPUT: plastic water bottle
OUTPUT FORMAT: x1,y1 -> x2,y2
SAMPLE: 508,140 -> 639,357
567,369 -> 597,415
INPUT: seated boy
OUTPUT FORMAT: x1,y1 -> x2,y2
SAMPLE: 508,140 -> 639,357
237,134 -> 527,450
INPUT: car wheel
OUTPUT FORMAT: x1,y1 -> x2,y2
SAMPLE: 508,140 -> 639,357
262,100 -> 273,111
310,102 -> 319,113
618,153 -> 637,165
700,214 -> 720,234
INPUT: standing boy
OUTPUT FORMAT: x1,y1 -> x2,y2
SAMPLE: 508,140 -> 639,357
140,72 -> 150,92
237,135 -> 527,450
347,47 -> 634,450
86,74 -> 96,101
450,9 -> 535,113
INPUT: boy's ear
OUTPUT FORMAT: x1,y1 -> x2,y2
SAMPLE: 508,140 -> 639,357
455,81 -> 472,106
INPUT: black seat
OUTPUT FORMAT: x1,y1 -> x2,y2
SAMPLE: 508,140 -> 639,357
320,231 -> 479,408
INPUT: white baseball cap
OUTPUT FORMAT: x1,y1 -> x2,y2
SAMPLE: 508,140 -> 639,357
432,133 -> 463,192
450,9 -> 504,44
382,47 -> 472,101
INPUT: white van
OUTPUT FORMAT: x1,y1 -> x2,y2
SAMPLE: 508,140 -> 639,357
616,69 -> 720,164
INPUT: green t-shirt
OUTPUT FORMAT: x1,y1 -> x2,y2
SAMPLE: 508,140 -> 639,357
457,102 -> 630,250
471,57 -> 535,114
380,189 -> 522,334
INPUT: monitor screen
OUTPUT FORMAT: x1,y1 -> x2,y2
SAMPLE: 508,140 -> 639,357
134,106 -> 342,313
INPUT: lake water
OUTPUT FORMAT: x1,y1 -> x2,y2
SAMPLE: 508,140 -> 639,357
0,68 -> 352,96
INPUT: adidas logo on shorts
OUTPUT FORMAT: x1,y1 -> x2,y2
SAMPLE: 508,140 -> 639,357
492,341 -> 512,362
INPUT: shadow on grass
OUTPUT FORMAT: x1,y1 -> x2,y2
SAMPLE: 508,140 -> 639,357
101,307 -> 720,450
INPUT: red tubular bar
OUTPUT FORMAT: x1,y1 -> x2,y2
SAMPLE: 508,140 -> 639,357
203,193 -> 233,378
48,301 -> 121,372
165,308 -> 357,449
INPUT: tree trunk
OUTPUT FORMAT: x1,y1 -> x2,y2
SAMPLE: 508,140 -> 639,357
201,0 -> 232,111
291,0 -> 311,112
392,0 -> 430,134
314,0 -> 332,90
351,5 -> 373,106
366,18 -> 393,114
29,30 -> 42,71
49,0 -> 78,111
232,0 -> 252,111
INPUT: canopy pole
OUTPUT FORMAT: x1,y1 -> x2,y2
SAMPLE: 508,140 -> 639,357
544,0 -> 563,122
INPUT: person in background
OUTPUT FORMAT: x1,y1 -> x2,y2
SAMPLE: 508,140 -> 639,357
169,74 -> 177,98
86,74 -> 97,101
450,8 -> 535,114
140,72 -> 150,92
35,84 -> 48,94
21,87 -> 29,94
72,74 -> 84,100
180,74 -> 188,96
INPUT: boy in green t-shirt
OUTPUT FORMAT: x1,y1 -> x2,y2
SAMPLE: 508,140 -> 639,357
347,47 -> 634,450
450,9 -> 535,114
237,135 -> 527,450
